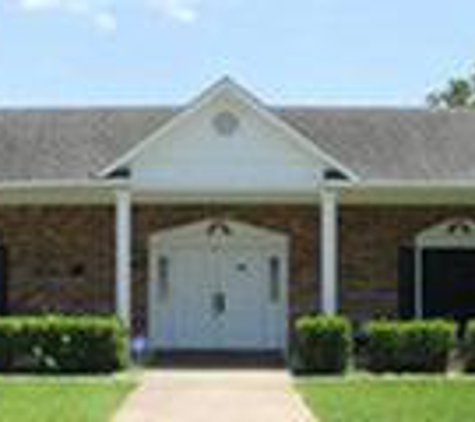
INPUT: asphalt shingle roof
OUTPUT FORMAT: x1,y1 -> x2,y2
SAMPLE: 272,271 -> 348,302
0,106 -> 474,181
278,108 -> 475,181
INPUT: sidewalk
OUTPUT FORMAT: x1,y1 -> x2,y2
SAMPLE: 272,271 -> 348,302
113,369 -> 316,422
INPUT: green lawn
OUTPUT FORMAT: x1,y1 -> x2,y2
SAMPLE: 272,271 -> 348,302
0,377 -> 135,422
298,377 -> 475,422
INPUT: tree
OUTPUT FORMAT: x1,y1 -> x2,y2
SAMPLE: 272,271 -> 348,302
427,73 -> 475,109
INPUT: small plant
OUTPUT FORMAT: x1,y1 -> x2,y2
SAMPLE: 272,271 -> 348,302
365,319 -> 456,373
294,315 -> 352,374
0,315 -> 128,374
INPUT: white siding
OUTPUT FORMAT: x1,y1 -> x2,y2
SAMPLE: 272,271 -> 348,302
130,91 -> 330,194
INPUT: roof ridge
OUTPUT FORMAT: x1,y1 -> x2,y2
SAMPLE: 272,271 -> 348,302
0,105 -> 182,113
272,105 -> 475,115
0,104 -> 473,116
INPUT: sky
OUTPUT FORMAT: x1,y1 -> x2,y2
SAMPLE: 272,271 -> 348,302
0,0 -> 474,107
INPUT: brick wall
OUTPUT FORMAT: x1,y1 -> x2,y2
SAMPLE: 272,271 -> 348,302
0,205 -> 319,334
1,204 -> 474,336
340,206 -> 475,319
0,206 -> 115,315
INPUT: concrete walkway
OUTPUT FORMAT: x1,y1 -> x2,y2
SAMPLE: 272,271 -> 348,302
113,369 -> 316,422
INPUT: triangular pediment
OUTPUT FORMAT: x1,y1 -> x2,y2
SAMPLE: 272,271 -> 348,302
101,78 -> 356,194
417,219 -> 475,248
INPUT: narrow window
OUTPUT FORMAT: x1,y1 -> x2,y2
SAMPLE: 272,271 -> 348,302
269,256 -> 281,303
158,256 -> 170,301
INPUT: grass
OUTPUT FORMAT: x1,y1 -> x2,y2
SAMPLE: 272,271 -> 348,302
298,376 -> 475,422
0,376 -> 136,422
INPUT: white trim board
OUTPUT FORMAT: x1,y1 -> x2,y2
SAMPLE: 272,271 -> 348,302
0,179 -> 125,190
416,219 -> 475,249
4,186 -> 475,206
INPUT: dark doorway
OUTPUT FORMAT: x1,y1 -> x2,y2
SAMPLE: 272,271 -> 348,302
423,249 -> 475,322
0,245 -> 8,315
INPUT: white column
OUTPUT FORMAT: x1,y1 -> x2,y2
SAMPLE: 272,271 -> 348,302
115,188 -> 132,329
320,189 -> 339,315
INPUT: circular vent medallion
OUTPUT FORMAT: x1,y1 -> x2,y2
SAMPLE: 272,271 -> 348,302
212,111 -> 240,136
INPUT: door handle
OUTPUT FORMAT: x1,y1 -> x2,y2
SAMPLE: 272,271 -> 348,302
212,292 -> 226,316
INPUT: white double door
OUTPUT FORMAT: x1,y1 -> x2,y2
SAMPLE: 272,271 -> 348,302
149,222 -> 287,351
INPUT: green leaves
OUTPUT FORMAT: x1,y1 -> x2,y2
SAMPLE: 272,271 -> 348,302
428,72 -> 475,109
0,315 -> 128,374
365,319 -> 456,373
294,315 -> 352,374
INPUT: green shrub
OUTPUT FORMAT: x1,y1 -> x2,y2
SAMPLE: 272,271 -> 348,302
0,315 -> 128,374
294,315 -> 352,374
462,320 -> 475,373
365,319 -> 456,373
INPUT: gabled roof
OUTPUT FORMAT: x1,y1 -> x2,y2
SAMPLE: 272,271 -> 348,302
1,99 -> 475,182
0,107 -> 176,181
99,78 -> 358,180
278,107 -> 475,181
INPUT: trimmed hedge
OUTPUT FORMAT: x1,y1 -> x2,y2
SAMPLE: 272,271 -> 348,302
463,320 -> 475,372
0,315 -> 128,374
294,315 -> 352,374
365,319 -> 456,373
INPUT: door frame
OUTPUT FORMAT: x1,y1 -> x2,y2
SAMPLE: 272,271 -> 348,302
414,219 -> 475,317
146,219 -> 290,352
